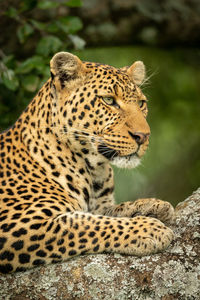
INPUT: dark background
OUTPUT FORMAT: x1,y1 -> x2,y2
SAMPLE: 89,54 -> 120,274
0,0 -> 200,206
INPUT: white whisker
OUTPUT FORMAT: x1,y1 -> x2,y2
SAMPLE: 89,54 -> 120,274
139,69 -> 158,89
34,124 -> 133,154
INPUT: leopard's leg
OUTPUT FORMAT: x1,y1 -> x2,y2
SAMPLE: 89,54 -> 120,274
92,198 -> 174,224
0,211 -> 174,273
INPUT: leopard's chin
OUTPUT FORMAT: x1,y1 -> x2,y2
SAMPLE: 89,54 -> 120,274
111,154 -> 141,169
97,143 -> 141,169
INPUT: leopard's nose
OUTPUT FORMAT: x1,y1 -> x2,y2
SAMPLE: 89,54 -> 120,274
128,131 -> 149,145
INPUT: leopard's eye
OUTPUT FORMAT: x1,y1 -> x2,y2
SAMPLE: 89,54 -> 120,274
138,100 -> 146,108
102,96 -> 115,106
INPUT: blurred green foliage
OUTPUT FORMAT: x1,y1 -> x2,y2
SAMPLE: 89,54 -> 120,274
0,0 -> 85,130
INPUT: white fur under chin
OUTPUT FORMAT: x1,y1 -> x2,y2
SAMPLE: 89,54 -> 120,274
111,155 -> 141,169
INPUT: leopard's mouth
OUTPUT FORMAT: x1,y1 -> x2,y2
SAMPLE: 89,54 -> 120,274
97,143 -> 119,160
97,143 -> 141,169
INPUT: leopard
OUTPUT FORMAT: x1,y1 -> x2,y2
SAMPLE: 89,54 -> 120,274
0,52 -> 174,274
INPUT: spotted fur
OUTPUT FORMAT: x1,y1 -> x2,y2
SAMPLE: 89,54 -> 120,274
0,52 -> 174,273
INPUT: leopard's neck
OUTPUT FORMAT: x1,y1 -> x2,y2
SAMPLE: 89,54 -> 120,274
11,80 -> 113,208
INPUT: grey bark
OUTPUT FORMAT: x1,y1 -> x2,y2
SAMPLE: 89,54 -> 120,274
0,188 -> 200,300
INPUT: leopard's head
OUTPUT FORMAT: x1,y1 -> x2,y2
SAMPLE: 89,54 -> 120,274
50,52 -> 150,168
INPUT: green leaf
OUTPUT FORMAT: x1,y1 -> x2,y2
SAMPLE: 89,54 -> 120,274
37,0 -> 59,9
22,74 -> 39,92
30,19 -> 46,31
17,23 -> 34,43
16,56 -> 43,74
46,21 -> 60,33
36,36 -> 63,57
5,7 -> 19,20
1,69 -> 19,91
20,0 -> 38,12
65,0 -> 82,7
59,16 -> 83,34
2,55 -> 14,66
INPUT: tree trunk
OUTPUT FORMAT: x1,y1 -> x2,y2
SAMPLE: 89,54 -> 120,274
0,188 -> 200,300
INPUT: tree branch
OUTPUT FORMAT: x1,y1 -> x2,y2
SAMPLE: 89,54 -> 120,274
1,188 -> 200,299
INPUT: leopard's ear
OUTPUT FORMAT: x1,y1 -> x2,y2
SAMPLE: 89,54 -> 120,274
50,52 -> 85,88
127,61 -> 146,86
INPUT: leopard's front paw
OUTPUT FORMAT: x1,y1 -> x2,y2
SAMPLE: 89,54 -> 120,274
127,216 -> 174,256
130,198 -> 174,224
108,199 -> 174,224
